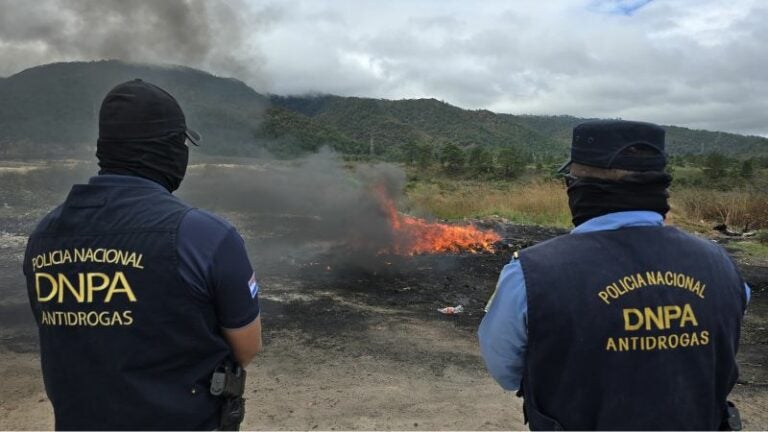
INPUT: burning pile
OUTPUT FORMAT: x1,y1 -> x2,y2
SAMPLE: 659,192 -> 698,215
376,187 -> 501,255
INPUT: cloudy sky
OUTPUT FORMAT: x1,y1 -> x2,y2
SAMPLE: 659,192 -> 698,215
1,0 -> 766,136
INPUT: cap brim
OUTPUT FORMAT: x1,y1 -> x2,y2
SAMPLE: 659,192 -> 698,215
185,129 -> 201,146
556,159 -> 571,175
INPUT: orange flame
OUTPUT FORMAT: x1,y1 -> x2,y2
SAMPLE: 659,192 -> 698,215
376,186 -> 500,255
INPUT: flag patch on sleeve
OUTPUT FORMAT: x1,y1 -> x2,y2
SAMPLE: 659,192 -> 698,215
248,273 -> 259,298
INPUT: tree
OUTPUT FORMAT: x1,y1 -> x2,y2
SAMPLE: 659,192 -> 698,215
740,159 -> 754,178
497,146 -> 526,178
414,143 -> 435,169
467,146 -> 494,175
401,142 -> 420,166
702,152 -> 729,178
440,143 -> 465,173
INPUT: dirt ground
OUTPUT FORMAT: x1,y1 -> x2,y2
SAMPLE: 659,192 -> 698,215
1,214 -> 767,430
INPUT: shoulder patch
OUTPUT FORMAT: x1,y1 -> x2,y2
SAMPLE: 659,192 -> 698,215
248,273 -> 259,298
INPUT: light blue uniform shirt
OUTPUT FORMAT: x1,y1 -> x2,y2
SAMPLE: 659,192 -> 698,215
477,210 -> 751,391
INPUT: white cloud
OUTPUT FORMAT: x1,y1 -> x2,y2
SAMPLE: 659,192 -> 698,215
1,0 -> 766,136
248,0 -> 768,136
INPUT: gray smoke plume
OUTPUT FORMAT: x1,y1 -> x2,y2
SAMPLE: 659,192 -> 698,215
0,0 -> 266,88
178,150 -> 408,269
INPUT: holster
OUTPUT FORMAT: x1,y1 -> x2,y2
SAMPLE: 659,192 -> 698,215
720,401 -> 742,431
219,396 -> 245,432
210,361 -> 247,431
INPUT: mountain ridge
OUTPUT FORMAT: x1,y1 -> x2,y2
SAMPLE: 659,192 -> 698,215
1,60 -> 766,159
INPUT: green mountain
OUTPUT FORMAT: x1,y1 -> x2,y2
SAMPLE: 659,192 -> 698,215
0,61 -> 262,157
270,95 -> 565,158
1,61 -> 766,160
510,115 -> 768,157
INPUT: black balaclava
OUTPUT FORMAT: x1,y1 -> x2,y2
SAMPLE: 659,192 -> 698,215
558,120 -> 670,227
567,171 -> 671,227
97,132 -> 189,192
96,79 -> 200,192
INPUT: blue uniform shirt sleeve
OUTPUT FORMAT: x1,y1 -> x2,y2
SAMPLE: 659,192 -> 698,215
178,209 -> 260,329
478,259 -> 528,391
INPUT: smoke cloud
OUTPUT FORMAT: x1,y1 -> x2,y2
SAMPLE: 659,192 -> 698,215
178,150 -> 408,269
0,0 -> 266,88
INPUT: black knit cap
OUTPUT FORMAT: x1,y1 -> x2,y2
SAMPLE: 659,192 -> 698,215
558,120 -> 665,173
98,79 -> 201,145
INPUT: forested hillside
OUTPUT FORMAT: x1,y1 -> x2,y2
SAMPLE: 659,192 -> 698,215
1,61 -> 766,160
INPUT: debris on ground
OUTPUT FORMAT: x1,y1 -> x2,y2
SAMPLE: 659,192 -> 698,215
437,305 -> 464,315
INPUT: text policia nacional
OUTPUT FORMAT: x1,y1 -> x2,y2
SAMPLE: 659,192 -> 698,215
30,248 -> 142,327
599,270 -> 710,353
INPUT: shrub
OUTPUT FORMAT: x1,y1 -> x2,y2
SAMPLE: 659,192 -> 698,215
672,187 -> 768,229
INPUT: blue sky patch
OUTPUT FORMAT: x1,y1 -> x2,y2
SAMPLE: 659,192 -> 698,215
588,0 -> 654,16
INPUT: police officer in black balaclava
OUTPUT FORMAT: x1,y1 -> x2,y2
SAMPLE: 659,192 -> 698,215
96,78 -> 197,191
24,79 -> 262,430
479,120 -> 750,430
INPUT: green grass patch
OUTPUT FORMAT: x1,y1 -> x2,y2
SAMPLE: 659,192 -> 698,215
725,241 -> 768,259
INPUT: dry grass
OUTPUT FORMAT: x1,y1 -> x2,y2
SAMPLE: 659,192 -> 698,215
407,179 -> 572,227
671,187 -> 768,230
408,177 -> 768,233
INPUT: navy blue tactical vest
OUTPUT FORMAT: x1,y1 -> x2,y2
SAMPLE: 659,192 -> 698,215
519,226 -> 746,431
24,181 -> 231,430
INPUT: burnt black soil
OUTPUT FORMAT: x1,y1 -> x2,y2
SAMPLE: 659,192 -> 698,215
2,218 -> 766,389
249,221 -> 768,391
254,224 -> 568,330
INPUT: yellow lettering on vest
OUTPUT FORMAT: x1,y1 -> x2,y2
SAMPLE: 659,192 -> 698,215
105,249 -> 118,264
57,273 -> 84,303
700,331 -> 709,345
617,279 -> 628,295
621,277 -> 635,291
680,304 -> 698,328
645,336 -> 657,350
644,306 -> 665,330
657,335 -> 668,349
618,338 -> 629,351
635,273 -> 647,287
664,271 -> 675,286
110,311 -> 123,325
598,290 -> 610,304
668,334 -> 680,348
684,276 -> 694,291
50,250 -> 62,265
663,305 -> 682,328
35,273 -> 58,302
86,273 -> 111,302
623,308 -> 644,331
606,338 -> 617,351
679,332 -> 691,347
104,272 -> 137,302
122,310 -> 134,325
645,271 -> 657,285
97,311 -> 111,325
